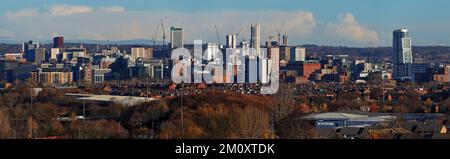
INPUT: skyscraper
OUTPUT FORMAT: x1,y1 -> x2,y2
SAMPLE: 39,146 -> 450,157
53,36 -> 64,48
22,40 -> 39,53
50,48 -> 60,61
205,43 -> 220,60
30,48 -> 46,64
170,27 -> 183,49
226,34 -> 237,49
393,28 -> 413,80
250,23 -> 261,55
291,47 -> 306,62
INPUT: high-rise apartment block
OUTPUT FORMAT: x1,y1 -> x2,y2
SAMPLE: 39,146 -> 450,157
393,28 -> 413,80
250,23 -> 261,55
53,36 -> 64,48
170,27 -> 183,49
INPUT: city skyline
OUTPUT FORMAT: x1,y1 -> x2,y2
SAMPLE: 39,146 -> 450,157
1,0 -> 450,47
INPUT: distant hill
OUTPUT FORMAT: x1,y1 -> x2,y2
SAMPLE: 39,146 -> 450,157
0,38 -> 163,45
1,42 -> 449,64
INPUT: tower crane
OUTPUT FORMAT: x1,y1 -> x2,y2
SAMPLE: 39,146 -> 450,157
160,19 -> 166,49
152,23 -> 160,47
235,26 -> 243,38
276,22 -> 285,45
214,25 -> 221,46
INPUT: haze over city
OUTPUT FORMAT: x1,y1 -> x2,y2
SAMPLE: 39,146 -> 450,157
1,0 -> 450,46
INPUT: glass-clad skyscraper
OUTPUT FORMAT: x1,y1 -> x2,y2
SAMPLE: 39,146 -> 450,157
393,28 -> 413,80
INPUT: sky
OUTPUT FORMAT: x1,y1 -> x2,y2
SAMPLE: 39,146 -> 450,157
1,0 -> 450,47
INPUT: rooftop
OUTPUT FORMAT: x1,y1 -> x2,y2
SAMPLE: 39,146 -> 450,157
65,93 -> 157,106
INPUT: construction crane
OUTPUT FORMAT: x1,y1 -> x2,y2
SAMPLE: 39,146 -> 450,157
268,35 -> 275,42
276,22 -> 285,45
268,33 -> 275,46
267,33 -> 275,48
214,25 -> 221,46
235,26 -> 243,38
160,19 -> 166,48
282,32 -> 288,46
152,23 -> 160,47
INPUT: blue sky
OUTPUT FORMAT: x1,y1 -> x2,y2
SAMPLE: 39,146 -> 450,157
1,0 -> 450,46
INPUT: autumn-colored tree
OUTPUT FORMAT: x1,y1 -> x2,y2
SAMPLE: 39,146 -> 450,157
319,103 -> 329,112
121,100 -> 171,138
310,105 -> 320,113
83,119 -> 129,139
32,103 -> 58,122
275,116 -> 317,139
424,98 -> 433,107
369,102 -> 379,112
68,112 -> 79,138
133,127 -> 151,139
192,104 -> 271,139
233,106 -> 271,139
159,120 -> 178,139
41,120 -> 65,137
193,104 -> 234,138
2,91 -> 20,108
183,118 -> 204,139
88,103 -> 124,119
298,103 -> 311,114
26,117 -> 38,139
35,89 -> 65,104
0,110 -> 12,139
269,83 -> 296,123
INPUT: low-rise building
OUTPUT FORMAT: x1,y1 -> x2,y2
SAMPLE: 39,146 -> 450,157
31,67 -> 73,85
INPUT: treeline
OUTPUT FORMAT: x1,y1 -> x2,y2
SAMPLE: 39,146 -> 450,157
2,82 -> 448,139
0,83 -> 129,139
122,88 -> 318,139
0,83 -> 318,139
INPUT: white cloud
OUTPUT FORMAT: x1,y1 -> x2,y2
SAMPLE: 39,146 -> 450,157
47,4 -> 93,16
5,8 -> 39,19
5,4 -> 123,18
325,13 -> 379,46
2,8 -> 317,43
2,6 -> 385,46
99,6 -> 126,13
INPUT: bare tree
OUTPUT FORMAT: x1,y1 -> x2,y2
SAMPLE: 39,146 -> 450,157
0,110 -> 12,139
270,83 -> 296,123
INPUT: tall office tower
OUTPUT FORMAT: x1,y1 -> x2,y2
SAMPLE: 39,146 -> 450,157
250,23 -> 261,55
22,40 -> 39,53
291,47 -> 306,62
32,48 -> 46,64
170,26 -> 183,49
393,28 -> 413,80
53,36 -> 64,48
226,34 -> 237,49
261,49 -> 275,83
280,46 -> 291,61
50,48 -> 60,61
205,43 -> 220,60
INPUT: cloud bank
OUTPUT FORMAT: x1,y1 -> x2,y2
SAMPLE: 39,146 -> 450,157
1,4 -> 382,46
325,13 -> 379,46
